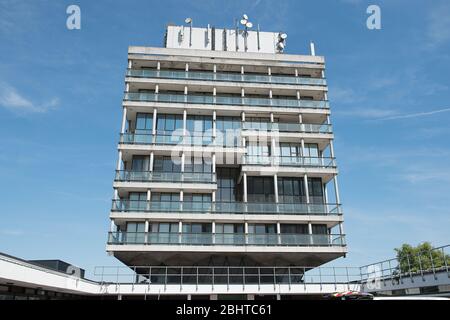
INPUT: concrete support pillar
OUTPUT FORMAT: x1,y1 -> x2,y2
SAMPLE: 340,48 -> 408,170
178,221 -> 182,233
243,173 -> 248,203
185,63 -> 189,72
267,67 -> 271,76
212,191 -> 216,202
157,61 -> 161,70
116,151 -> 122,171
295,68 -> 298,77
276,222 -> 281,234
298,114 -> 303,124
301,138 -> 306,158
181,153 -> 185,172
125,82 -> 129,93
212,153 -> 216,173
128,60 -> 132,69
114,188 -> 119,200
183,109 -> 187,136
152,108 -> 157,135
269,89 -> 273,98
155,84 -> 159,94
296,90 -> 300,100
274,174 -> 279,203
304,174 -> 310,204
149,152 -> 154,172
270,112 -> 274,123
241,66 -> 244,74
241,88 -> 245,97
241,111 -> 246,122
121,107 -> 127,134
180,190 -> 184,201
144,220 -> 149,243
212,110 -> 217,137
117,294 -> 122,300
323,183 -> 329,204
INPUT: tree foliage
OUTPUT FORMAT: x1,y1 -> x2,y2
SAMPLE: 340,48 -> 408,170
395,242 -> 450,274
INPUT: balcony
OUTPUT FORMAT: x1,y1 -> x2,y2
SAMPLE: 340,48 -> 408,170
243,122 -> 332,134
115,171 -> 216,183
119,133 -> 240,147
124,92 -> 330,110
108,232 -> 346,247
126,69 -> 327,86
111,200 -> 341,216
244,156 -> 336,168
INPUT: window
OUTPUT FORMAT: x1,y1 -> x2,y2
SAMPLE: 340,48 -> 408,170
248,224 -> 276,234
182,223 -> 212,233
216,168 -> 239,202
184,157 -> 212,173
312,224 -> 328,234
183,193 -> 212,203
246,117 -> 271,130
308,178 -> 324,204
156,114 -> 183,134
131,155 -> 150,171
279,143 -> 301,158
216,116 -> 241,146
186,115 -> 213,133
304,143 -> 319,158
150,222 -> 178,233
215,223 -> 244,234
126,222 -> 145,243
135,113 -> 153,133
247,177 -> 275,202
151,193 -> 180,202
280,224 -> 308,234
278,178 -> 306,203
153,156 -> 181,173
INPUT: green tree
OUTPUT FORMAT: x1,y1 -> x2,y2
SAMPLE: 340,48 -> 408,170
395,242 -> 450,274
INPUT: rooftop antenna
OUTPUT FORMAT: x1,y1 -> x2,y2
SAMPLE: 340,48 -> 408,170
240,14 -> 253,52
185,17 -> 193,47
276,32 -> 288,53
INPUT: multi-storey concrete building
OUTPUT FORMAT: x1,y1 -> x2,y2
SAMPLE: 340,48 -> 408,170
106,20 -> 347,294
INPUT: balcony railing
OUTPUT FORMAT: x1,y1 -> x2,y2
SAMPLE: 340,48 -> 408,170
115,171 -> 216,183
242,122 -> 332,134
111,200 -> 341,215
108,232 -> 346,247
244,156 -> 336,168
119,133 -> 240,147
124,92 -> 329,109
126,69 -> 327,86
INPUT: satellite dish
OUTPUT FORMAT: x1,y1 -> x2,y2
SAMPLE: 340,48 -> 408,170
243,14 -> 249,20
185,18 -> 192,24
280,33 -> 287,39
246,22 -> 253,28
240,19 -> 247,25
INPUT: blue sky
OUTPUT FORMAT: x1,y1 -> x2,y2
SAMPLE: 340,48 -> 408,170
0,0 -> 449,276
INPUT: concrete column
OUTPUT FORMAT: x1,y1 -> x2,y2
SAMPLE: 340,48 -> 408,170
117,294 -> 122,300
181,153 -> 185,172
301,138 -> 306,158
274,174 -> 279,203
295,69 -> 298,77
213,64 -> 217,73
155,84 -> 159,94
241,66 -> 244,74
308,222 -> 313,245
116,150 -> 122,171
114,188 -> 119,200
212,191 -> 216,202
144,220 -> 149,243
152,108 -> 157,135
241,88 -> 245,97
212,221 -> 216,233
276,222 -> 281,234
269,89 -> 273,98
212,153 -> 216,173
183,109 -> 187,136
243,173 -> 248,203
147,190 -> 151,211
157,61 -> 161,70
333,175 -> 341,205
244,222 -> 248,234
296,90 -> 300,100
304,174 -> 310,203
212,110 -> 217,137
323,183 -> 329,203
178,221 -> 182,233
267,67 -> 271,75
121,107 -> 127,134
241,111 -> 246,122
185,63 -> 189,72
270,112 -> 274,123
128,60 -> 132,69
125,82 -> 129,93
149,152 -> 154,172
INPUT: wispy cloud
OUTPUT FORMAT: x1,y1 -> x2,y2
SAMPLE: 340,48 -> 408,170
373,107 -> 450,121
427,3 -> 450,47
0,82 -> 59,114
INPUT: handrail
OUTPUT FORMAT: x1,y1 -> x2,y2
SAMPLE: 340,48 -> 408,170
114,171 -> 216,183
126,69 -> 327,86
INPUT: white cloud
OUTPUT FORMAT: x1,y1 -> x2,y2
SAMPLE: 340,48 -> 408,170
427,3 -> 450,47
0,82 -> 59,114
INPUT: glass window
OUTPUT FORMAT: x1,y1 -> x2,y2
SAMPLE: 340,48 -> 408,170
135,113 -> 153,133
312,224 -> 328,235
182,223 -> 212,233
131,155 -> 150,171
153,156 -> 181,173
280,224 -> 308,234
156,114 -> 183,134
248,224 -> 276,234
247,177 -> 274,202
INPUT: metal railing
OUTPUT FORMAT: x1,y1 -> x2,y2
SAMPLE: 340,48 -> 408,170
244,155 -> 336,168
243,122 -> 332,134
360,244 -> 450,284
124,92 -> 330,109
126,69 -> 327,86
111,200 -> 341,215
119,133 -> 241,147
107,232 -> 346,247
93,265 -> 360,288
114,171 -> 216,183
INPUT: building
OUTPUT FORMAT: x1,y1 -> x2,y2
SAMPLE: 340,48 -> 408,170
105,18 -> 347,298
